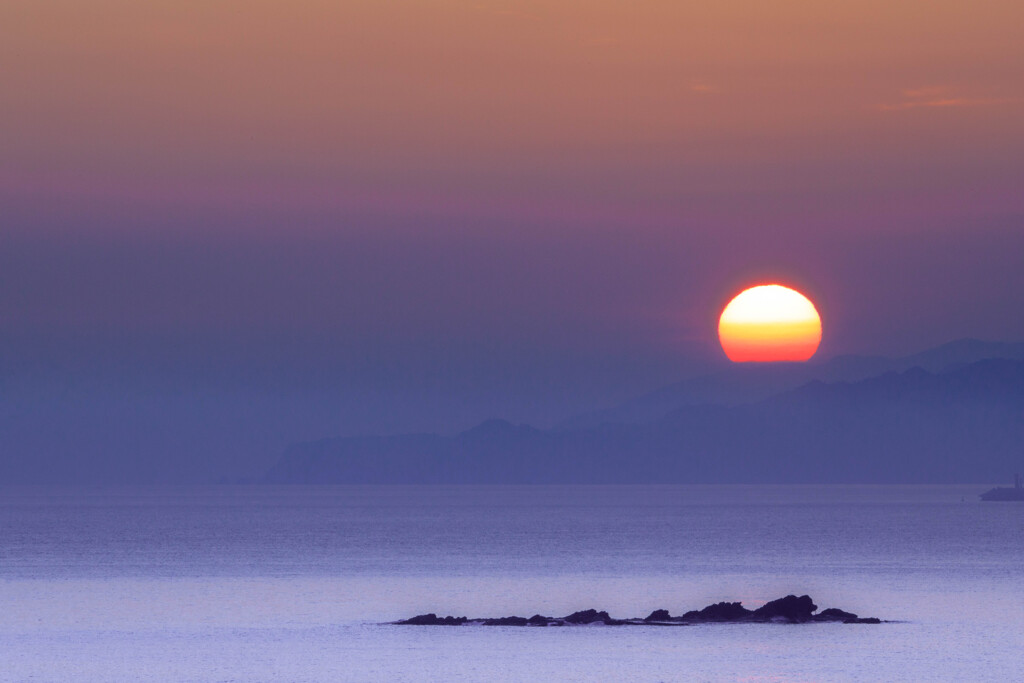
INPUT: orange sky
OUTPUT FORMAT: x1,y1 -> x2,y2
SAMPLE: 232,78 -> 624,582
2,0 -> 1024,453
3,0 -> 1022,223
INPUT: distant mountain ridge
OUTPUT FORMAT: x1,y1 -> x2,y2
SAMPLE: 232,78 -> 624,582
264,341 -> 1024,485
556,338 -> 1024,430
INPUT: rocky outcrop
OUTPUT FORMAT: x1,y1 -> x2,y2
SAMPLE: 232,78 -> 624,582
644,609 -> 671,622
397,613 -> 468,625
563,609 -> 613,624
680,601 -> 752,622
482,616 -> 529,626
394,595 -> 883,626
752,594 -> 816,622
816,608 -> 857,622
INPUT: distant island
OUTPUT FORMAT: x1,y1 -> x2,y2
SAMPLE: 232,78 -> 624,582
980,474 -> 1024,501
263,345 -> 1024,485
395,594 -> 882,626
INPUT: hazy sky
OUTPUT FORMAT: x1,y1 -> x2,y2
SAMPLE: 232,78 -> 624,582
1,1 -> 1023,478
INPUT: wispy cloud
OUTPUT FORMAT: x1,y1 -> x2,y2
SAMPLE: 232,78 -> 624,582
690,82 -> 719,94
879,86 -> 1018,111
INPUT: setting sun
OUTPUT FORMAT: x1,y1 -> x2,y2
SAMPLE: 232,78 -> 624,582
718,284 -> 822,362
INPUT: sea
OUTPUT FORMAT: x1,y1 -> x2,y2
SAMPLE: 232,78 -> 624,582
0,485 -> 1021,682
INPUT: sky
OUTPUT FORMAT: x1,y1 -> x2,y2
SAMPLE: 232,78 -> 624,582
1,1 -> 1023,481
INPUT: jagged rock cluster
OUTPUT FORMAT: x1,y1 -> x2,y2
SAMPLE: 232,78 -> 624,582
395,594 -> 882,626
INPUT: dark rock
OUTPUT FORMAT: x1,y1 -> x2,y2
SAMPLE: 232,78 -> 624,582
563,609 -> 612,624
397,613 -> 468,626
681,601 -> 752,622
483,616 -> 528,626
394,595 -> 883,626
752,595 -> 817,623
815,608 -> 858,622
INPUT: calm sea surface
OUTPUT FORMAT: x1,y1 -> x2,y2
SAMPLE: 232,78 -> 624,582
0,485 -> 1022,681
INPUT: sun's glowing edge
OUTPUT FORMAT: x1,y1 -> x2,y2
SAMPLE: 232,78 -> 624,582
718,284 -> 822,363
719,284 -> 820,326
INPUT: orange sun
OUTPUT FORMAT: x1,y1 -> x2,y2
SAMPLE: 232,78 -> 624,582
718,284 -> 822,362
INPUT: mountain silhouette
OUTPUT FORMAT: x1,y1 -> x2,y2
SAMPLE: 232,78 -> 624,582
264,352 -> 1024,485
555,338 -> 1024,431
